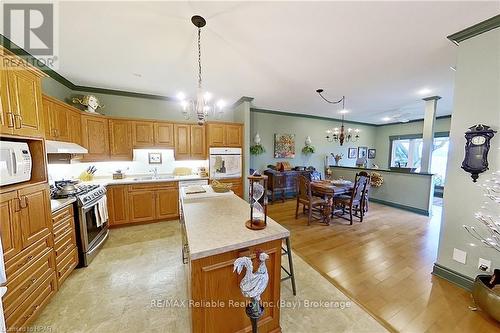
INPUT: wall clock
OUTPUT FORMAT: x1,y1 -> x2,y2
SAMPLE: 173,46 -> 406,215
461,124 -> 496,182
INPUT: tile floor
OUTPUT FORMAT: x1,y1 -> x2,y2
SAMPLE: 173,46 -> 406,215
32,221 -> 387,333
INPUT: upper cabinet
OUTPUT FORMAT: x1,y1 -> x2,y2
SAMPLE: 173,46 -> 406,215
207,122 -> 243,147
0,49 -> 45,138
109,119 -> 132,160
81,114 -> 109,161
132,121 -> 154,147
68,110 -> 82,145
42,95 -> 82,144
174,124 -> 206,160
154,122 -> 174,147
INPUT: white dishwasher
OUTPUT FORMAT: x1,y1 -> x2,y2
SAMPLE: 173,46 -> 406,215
178,179 -> 209,190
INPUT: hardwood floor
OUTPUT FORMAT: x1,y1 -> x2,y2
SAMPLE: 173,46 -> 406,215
268,200 -> 500,333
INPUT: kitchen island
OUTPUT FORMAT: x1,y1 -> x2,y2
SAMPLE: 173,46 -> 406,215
181,193 -> 289,333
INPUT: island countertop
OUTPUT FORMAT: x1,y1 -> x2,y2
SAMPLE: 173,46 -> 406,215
182,195 -> 290,260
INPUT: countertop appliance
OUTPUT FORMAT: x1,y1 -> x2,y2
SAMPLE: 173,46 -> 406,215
209,147 -> 242,179
0,140 -> 32,186
0,237 -> 7,332
51,181 -> 108,267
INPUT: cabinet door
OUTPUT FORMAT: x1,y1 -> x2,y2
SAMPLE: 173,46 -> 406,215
52,103 -> 70,142
81,115 -> 109,161
132,121 -> 154,147
212,178 -> 243,198
68,110 -> 82,145
128,191 -> 156,222
107,186 -> 129,225
207,123 -> 225,147
174,124 -> 191,160
109,119 -> 132,160
0,191 -> 22,261
225,124 -> 242,147
156,188 -> 179,220
17,184 -> 52,249
0,58 -> 14,135
7,70 -> 44,137
154,122 -> 174,147
190,125 -> 206,160
42,97 -> 56,140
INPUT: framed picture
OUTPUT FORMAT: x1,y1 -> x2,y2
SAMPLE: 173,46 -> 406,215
348,148 -> 357,159
357,146 -> 368,159
368,149 -> 376,159
148,152 -> 162,164
274,133 -> 295,158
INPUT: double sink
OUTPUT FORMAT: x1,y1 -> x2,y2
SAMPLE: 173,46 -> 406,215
132,175 -> 175,181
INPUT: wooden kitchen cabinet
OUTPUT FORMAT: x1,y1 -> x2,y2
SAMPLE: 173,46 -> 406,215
0,190 -> 22,261
109,119 -> 132,160
154,122 -> 174,147
68,109 -> 82,145
174,124 -> 191,160
17,184 -> 52,249
51,205 -> 77,288
42,95 -> 83,144
156,188 -> 179,220
81,114 -> 109,161
0,48 -> 45,138
210,178 -> 243,198
107,186 -> 129,225
206,122 -> 243,147
128,190 -> 156,223
190,125 -> 206,160
132,121 -> 154,147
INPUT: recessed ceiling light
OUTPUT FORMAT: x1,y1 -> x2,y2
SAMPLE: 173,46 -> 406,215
176,92 -> 186,100
417,88 -> 432,96
382,117 -> 392,122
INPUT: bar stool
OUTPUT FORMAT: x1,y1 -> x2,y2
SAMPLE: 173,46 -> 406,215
281,237 -> 297,296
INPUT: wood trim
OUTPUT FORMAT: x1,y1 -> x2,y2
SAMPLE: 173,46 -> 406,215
432,263 -> 475,291
447,15 -> 500,45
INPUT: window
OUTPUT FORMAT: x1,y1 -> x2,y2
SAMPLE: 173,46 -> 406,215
390,135 -> 449,186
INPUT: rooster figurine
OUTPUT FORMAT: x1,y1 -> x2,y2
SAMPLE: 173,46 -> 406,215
233,251 -> 269,333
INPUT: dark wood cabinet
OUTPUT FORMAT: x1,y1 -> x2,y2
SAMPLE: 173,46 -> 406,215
264,170 -> 311,202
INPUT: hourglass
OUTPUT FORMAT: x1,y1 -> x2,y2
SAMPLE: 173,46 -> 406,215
245,175 -> 268,230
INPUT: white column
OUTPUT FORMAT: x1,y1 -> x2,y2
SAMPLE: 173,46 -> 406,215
420,96 -> 441,173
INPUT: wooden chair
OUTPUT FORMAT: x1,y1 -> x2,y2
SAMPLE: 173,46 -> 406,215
295,175 -> 329,225
333,175 -> 369,224
356,172 -> 371,213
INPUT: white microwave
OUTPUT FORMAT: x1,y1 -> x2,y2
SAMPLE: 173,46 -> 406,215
0,141 -> 32,186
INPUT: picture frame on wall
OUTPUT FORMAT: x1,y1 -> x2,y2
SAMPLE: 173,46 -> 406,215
348,148 -> 357,159
357,146 -> 368,159
368,149 -> 376,159
148,152 -> 162,164
274,133 -> 296,158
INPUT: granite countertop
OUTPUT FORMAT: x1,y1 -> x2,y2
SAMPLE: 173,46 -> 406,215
182,195 -> 290,260
77,175 -> 209,187
328,165 -> 434,176
50,197 -> 76,213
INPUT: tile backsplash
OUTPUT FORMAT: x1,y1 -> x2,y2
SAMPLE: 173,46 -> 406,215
47,149 -> 207,182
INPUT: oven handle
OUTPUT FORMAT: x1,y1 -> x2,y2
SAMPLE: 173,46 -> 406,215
87,229 -> 109,256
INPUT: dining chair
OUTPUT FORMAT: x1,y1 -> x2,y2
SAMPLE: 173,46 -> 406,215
355,172 -> 371,213
333,175 -> 369,224
295,175 -> 329,225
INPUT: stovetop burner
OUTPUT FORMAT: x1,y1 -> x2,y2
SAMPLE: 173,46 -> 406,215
51,182 -> 101,199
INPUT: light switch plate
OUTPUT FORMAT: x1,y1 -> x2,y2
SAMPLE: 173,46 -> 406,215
453,248 -> 467,264
478,258 -> 491,272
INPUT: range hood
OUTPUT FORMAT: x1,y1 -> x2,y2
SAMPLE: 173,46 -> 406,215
45,140 -> 88,154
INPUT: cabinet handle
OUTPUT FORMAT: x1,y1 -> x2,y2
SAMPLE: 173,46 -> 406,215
22,305 -> 40,321
52,128 -> 57,137
14,198 -> 21,212
20,277 -> 37,292
20,195 -> 28,208
6,112 -> 14,128
14,114 -> 22,129
18,255 -> 34,268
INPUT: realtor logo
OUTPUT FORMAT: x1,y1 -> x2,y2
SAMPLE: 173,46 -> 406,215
3,3 -> 54,55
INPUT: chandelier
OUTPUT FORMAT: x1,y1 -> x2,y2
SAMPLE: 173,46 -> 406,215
178,15 -> 225,125
316,89 -> 360,146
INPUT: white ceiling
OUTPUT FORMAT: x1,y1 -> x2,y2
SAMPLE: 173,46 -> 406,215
53,1 -> 499,124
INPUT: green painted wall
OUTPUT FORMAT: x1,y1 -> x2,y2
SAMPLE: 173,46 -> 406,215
436,28 -> 500,279
373,117 -> 452,168
41,77 -> 73,102
249,111 -> 377,175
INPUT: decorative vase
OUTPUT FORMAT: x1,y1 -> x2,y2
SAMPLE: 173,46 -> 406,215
472,274 -> 500,322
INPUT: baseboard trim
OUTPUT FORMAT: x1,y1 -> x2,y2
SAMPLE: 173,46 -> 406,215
432,263 -> 475,291
369,198 -> 430,216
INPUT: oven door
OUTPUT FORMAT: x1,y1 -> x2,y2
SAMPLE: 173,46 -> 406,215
80,200 -> 108,253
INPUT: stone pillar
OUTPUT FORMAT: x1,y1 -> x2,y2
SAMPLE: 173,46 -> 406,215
420,96 -> 441,173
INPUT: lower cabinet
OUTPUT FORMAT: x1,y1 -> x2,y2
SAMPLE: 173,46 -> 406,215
211,178 -> 243,198
108,182 -> 179,226
51,205 -> 78,288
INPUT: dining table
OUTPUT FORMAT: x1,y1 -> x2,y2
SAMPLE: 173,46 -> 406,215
311,179 -> 354,224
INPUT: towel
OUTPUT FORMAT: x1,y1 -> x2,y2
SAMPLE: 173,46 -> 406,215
94,204 -> 102,227
97,196 -> 108,225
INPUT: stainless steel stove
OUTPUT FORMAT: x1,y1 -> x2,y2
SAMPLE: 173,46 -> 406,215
51,181 -> 109,267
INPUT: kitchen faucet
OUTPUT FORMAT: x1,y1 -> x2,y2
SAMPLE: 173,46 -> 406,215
149,167 -> 159,179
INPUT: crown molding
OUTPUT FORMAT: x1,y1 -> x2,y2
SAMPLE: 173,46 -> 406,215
447,15 -> 500,45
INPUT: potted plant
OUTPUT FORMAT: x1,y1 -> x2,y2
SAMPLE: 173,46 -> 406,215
302,136 -> 315,155
464,171 -> 500,322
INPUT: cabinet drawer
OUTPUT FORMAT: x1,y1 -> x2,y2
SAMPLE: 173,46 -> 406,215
6,272 -> 57,330
53,215 -> 74,241
52,205 -> 73,226
5,236 -> 52,280
54,229 -> 76,263
128,181 -> 178,191
3,250 -> 54,318
56,247 -> 77,286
